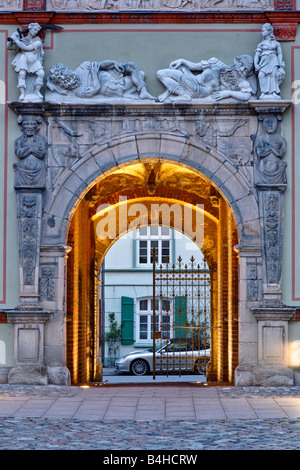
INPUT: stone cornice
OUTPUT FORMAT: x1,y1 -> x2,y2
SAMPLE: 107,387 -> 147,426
1,10 -> 300,26
7,99 -> 291,119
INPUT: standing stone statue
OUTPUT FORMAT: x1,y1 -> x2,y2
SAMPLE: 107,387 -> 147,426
7,23 -> 45,102
254,23 -> 285,100
14,116 -> 47,188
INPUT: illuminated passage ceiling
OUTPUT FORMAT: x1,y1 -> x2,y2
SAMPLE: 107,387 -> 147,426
84,160 -> 229,264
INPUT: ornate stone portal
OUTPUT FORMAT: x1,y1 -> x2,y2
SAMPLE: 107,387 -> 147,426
5,22 -> 296,386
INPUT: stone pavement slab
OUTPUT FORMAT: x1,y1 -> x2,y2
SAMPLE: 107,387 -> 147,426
0,384 -> 300,421
0,385 -> 300,450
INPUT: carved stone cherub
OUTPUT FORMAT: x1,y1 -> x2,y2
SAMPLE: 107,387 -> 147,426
14,116 -> 47,188
254,114 -> 287,186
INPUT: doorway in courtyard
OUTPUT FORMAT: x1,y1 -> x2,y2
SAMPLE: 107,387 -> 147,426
65,159 -> 239,385
101,225 -> 210,382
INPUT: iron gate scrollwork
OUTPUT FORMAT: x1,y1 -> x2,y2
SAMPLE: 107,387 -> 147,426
152,248 -> 213,380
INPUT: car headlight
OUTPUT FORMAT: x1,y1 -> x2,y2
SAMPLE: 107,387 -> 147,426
117,356 -> 128,363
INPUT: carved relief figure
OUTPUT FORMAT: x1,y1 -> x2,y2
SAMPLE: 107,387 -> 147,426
254,23 -> 285,100
264,191 -> 281,284
157,55 -> 256,102
7,23 -> 44,102
254,115 -> 287,185
46,61 -> 155,101
0,0 -> 21,9
14,116 -> 47,188
39,267 -> 55,301
247,264 -> 258,301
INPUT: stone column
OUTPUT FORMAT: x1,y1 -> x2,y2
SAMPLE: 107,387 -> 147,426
241,107 -> 296,386
8,113 -> 53,384
40,244 -> 72,385
234,245 -> 263,386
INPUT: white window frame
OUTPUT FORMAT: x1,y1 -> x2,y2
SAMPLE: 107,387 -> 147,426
136,297 -> 172,343
136,226 -> 172,267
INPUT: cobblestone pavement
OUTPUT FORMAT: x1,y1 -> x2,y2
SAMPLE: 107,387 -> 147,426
1,384 -> 300,451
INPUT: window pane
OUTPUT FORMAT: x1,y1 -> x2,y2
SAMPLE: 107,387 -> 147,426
151,316 -> 159,339
151,240 -> 158,263
162,299 -> 171,311
139,299 -> 148,310
150,226 -> 159,237
161,226 -> 170,236
139,315 -> 148,340
139,227 -> 147,237
161,240 -> 170,263
139,240 -> 148,264
151,299 -> 159,311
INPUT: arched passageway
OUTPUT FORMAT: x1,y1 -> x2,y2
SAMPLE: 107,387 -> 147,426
65,160 -> 239,385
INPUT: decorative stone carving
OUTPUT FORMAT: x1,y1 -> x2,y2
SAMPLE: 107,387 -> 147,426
17,191 -> 43,304
46,61 -> 155,102
247,263 -> 258,301
273,24 -> 298,42
7,23 -> 44,103
47,0 -> 273,10
39,266 -> 55,301
263,191 -> 283,285
157,55 -> 257,103
14,115 -> 47,189
0,0 -> 22,9
254,23 -> 285,100
254,114 -> 287,186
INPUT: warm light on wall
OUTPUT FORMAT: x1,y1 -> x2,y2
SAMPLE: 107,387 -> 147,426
290,340 -> 300,367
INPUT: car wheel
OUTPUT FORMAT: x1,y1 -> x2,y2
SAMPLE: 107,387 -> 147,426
130,359 -> 150,376
194,357 -> 210,375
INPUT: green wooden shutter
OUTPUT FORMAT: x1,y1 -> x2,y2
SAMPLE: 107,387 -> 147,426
121,296 -> 134,345
174,296 -> 187,339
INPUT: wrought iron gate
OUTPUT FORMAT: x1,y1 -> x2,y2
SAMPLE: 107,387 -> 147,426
152,249 -> 212,380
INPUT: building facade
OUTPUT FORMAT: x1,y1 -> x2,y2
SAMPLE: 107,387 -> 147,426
1,0 -> 300,386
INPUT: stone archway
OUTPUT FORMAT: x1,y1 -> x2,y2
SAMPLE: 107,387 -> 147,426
7,101 -> 295,387
65,159 -> 239,384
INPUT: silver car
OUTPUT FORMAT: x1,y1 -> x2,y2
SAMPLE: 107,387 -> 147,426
115,340 -> 210,376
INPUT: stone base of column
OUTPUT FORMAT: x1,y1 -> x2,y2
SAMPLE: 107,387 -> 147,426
7,308 -> 51,386
47,366 -> 71,386
234,364 -> 294,386
8,365 -> 48,385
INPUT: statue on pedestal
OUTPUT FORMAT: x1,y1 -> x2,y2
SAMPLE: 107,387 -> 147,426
7,23 -> 45,102
254,23 -> 285,100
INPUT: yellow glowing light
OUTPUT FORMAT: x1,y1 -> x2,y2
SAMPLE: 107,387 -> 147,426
291,340 -> 300,367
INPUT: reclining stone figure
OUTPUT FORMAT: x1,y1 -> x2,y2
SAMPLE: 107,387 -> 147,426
46,60 -> 155,100
156,54 -> 257,102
